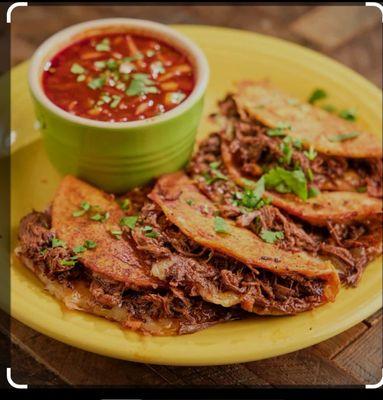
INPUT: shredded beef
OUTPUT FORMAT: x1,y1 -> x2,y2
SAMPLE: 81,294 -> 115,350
206,94 -> 383,196
17,210 -> 238,333
188,123 -> 382,287
132,203 -> 326,314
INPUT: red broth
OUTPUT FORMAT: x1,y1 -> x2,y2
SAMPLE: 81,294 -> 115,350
42,33 -> 195,122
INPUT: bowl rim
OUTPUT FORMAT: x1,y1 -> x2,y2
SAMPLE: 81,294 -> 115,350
28,18 -> 209,129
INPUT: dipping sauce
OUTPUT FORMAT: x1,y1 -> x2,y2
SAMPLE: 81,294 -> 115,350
42,33 -> 195,122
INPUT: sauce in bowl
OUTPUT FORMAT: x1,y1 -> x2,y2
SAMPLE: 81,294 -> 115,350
42,33 -> 195,122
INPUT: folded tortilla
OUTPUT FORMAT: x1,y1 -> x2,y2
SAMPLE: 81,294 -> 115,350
221,142 -> 383,226
234,81 -> 382,158
52,175 -> 161,290
17,176 -> 236,335
149,172 -> 340,314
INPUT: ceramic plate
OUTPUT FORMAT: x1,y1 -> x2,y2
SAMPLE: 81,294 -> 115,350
9,25 -> 382,365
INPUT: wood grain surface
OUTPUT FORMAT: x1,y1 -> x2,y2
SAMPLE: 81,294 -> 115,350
7,4 -> 382,387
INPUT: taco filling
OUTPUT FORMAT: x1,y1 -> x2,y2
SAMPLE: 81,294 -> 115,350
188,87 -> 382,286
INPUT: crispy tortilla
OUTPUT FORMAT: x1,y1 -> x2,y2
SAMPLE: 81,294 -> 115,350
149,172 -> 340,303
234,81 -> 382,158
221,141 -> 383,226
51,175 -> 160,289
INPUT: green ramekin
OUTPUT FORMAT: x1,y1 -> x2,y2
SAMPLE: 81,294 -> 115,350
28,18 -> 209,193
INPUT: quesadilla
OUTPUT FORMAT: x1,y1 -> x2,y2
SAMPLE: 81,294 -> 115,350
134,171 -> 340,315
16,176 -> 237,335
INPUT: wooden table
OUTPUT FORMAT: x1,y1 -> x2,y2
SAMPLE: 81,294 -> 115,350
5,4 -> 382,387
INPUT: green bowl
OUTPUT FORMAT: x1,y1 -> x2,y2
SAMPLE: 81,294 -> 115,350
28,18 -> 209,193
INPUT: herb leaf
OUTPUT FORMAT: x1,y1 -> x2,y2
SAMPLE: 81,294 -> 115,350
214,216 -> 230,234
120,216 -> 138,230
264,167 -> 308,201
308,88 -> 327,104
95,38 -> 111,52
338,108 -> 357,121
260,229 -> 284,244
88,76 -> 106,90
328,132 -> 359,142
70,63 -> 86,75
52,238 -> 66,248
303,145 -> 317,161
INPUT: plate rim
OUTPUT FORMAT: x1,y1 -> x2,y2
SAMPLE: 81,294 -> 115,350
9,24 -> 382,366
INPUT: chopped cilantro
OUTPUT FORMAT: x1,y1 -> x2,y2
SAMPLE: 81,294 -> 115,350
95,38 -> 111,52
84,240 -> 97,249
267,127 -> 287,137
72,201 -> 91,217
94,61 -> 107,70
110,95 -> 122,109
126,73 -> 158,96
118,198 -> 131,210
264,166 -> 308,201
73,245 -> 86,254
338,108 -> 357,121
306,168 -> 314,182
280,138 -> 293,165
186,199 -> 194,206
120,215 -> 138,230
356,186 -> 367,193
90,211 -> 109,222
260,229 -> 284,244
308,186 -> 320,198
214,216 -> 230,234
106,59 -> 118,70
145,231 -> 159,239
52,238 -> 66,248
308,88 -> 327,104
60,259 -> 77,267
70,63 -> 86,74
110,229 -> 123,239
328,132 -> 359,142
303,145 -> 317,161
88,76 -> 106,90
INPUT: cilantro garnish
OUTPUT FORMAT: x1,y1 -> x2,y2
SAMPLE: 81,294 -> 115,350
303,145 -> 317,161
60,256 -> 78,267
308,186 -> 321,198
328,132 -> 359,142
356,186 -> 367,193
72,201 -> 91,217
118,198 -> 131,210
120,216 -> 138,230
73,245 -> 86,254
214,216 -> 230,234
84,240 -> 97,249
88,76 -> 106,90
110,95 -> 122,109
70,63 -> 86,75
308,88 -> 327,104
95,38 -> 111,52
142,225 -> 159,238
260,229 -> 284,244
338,109 -> 357,121
264,167 -> 308,201
90,211 -> 109,222
126,73 -> 159,96
51,238 -> 66,248
110,229 -> 123,239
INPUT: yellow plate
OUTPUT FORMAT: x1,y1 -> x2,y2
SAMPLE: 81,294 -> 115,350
10,25 -> 382,366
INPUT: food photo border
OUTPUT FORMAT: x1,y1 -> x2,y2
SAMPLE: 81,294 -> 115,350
0,2 -> 383,400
